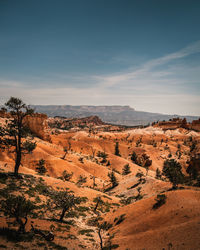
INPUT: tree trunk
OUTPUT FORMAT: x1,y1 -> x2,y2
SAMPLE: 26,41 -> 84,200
172,183 -> 177,190
17,217 -> 27,233
62,152 -> 67,160
59,209 -> 66,222
94,198 -> 100,212
14,151 -> 21,177
98,228 -> 103,249
93,176 -> 96,188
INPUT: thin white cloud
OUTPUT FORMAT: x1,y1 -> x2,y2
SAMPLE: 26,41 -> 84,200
0,40 -> 200,115
95,40 -> 200,89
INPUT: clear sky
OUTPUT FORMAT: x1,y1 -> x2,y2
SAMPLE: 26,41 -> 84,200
0,0 -> 200,115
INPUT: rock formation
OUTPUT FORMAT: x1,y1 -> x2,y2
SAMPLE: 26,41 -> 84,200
0,111 -> 50,141
23,113 -> 51,141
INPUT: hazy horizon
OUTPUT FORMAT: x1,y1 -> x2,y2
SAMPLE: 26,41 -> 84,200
0,0 -> 200,116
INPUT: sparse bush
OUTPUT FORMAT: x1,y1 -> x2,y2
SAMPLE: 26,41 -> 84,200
152,194 -> 167,209
136,140 -> 140,147
120,196 -> 135,205
122,164 -> 131,175
60,170 -> 73,182
97,151 -> 108,164
61,147 -> 68,160
135,187 -> 143,201
36,159 -> 47,175
136,171 -> 144,182
153,142 -> 157,147
106,160 -> 111,166
168,153 -> 172,158
79,157 -> 84,163
78,229 -> 94,235
77,175 -> 87,185
114,214 -> 126,225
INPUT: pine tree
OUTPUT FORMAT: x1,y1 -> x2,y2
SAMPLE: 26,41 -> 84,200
52,191 -> 81,222
108,171 -> 118,188
0,195 -> 36,233
136,171 -> 144,182
162,159 -> 184,189
156,168 -> 162,179
0,97 -> 36,176
36,159 -> 47,175
114,142 -> 120,156
131,151 -> 137,163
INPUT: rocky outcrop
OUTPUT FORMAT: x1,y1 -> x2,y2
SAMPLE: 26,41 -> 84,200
153,117 -> 200,132
153,118 -> 185,130
0,111 -> 50,141
23,113 -> 51,141
190,119 -> 200,132
48,115 -> 105,130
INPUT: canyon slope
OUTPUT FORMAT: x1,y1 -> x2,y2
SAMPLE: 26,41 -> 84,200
0,114 -> 200,249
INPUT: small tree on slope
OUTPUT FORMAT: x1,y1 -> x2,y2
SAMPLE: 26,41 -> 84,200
0,195 -> 36,233
122,164 -> 131,175
108,170 -> 118,188
162,159 -> 184,189
53,191 -> 81,222
114,142 -> 121,156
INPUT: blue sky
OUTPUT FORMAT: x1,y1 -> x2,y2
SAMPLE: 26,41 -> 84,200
0,0 -> 200,115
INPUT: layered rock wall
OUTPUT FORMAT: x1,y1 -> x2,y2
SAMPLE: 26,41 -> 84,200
23,113 -> 51,141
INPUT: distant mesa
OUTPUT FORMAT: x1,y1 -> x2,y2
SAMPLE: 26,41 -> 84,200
33,105 -> 199,126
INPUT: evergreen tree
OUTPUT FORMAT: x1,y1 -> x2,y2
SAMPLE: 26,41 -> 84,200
36,159 -> 47,175
108,171 -> 118,188
77,175 -> 87,186
53,191 -> 81,222
156,168 -> 162,179
0,97 -> 36,176
114,142 -> 120,156
131,151 -> 137,163
162,159 -> 184,189
0,195 -> 36,233
97,151 -> 108,164
186,155 -> 200,180
122,164 -> 131,175
136,171 -> 144,182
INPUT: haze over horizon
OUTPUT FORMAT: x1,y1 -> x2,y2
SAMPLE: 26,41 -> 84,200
0,0 -> 200,116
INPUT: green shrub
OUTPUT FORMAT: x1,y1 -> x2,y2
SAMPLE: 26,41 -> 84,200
152,194 -> 167,209
122,164 -> 131,175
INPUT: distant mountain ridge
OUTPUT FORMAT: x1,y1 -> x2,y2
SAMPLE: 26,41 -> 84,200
33,105 -> 198,126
